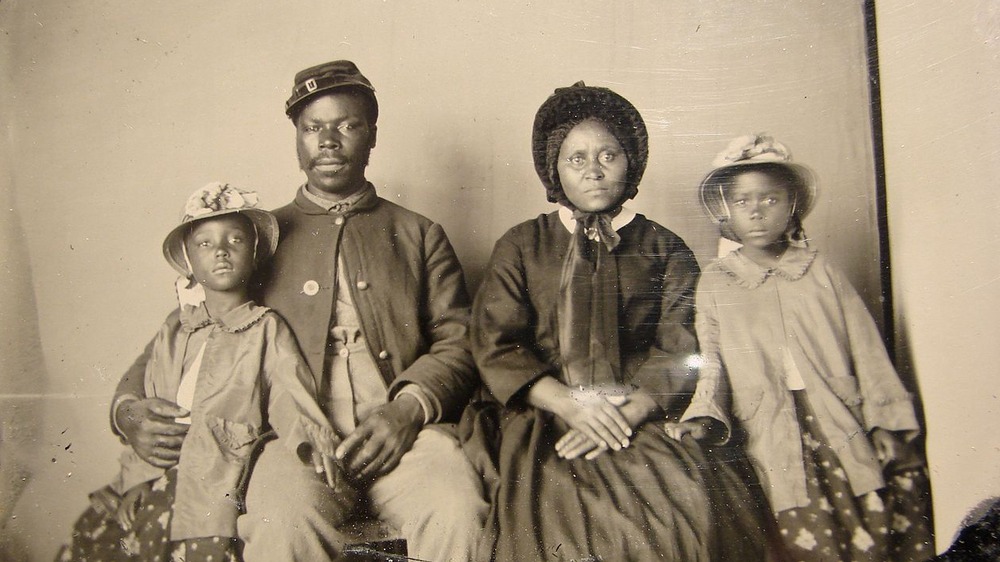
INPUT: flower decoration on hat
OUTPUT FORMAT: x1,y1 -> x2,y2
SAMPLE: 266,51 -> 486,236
183,182 -> 261,220
163,182 -> 279,282
698,133 -> 817,245
712,134 -> 793,168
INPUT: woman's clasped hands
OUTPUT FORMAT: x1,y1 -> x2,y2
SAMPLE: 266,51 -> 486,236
551,383 -> 661,461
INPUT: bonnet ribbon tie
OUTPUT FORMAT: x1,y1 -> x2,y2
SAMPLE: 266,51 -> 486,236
557,209 -> 622,387
571,210 -> 621,256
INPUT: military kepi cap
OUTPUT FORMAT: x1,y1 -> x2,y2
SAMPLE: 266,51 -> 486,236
285,59 -> 377,119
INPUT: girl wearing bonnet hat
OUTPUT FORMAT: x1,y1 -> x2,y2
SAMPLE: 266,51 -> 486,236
666,135 -> 933,560
469,84 -> 773,560
62,183 -> 354,562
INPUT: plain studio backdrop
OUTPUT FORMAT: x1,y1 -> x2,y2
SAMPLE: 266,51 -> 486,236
1,2 -> 997,560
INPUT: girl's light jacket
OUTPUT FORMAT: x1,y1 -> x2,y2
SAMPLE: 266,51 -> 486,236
680,246 -> 919,513
115,302 -> 339,540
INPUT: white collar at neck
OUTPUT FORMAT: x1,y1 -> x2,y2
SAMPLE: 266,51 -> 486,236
557,206 -> 637,234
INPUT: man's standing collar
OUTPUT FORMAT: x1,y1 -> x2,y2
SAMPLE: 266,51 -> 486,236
296,182 -> 378,215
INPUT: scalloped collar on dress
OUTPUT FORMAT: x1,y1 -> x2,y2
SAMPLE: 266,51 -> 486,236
717,244 -> 817,289
179,301 -> 269,333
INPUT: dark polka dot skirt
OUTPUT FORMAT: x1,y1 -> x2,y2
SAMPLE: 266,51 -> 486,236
59,468 -> 242,562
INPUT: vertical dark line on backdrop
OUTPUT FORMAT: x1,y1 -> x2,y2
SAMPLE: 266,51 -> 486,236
863,0 -> 895,360
865,8 -> 932,538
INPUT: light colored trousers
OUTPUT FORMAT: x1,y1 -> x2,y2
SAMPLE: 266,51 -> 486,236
238,428 -> 488,561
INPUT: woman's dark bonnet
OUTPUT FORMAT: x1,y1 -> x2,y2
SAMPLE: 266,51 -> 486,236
532,83 -> 648,206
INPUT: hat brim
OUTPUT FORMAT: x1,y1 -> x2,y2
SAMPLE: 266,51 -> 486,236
162,208 -> 279,278
285,82 -> 376,119
698,161 -> 817,224
531,84 -> 648,196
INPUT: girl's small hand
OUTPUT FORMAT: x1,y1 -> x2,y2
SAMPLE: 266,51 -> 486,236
871,427 -> 903,467
311,449 -> 349,492
114,484 -> 149,531
663,418 -> 714,442
308,446 -> 357,508
312,451 -> 334,488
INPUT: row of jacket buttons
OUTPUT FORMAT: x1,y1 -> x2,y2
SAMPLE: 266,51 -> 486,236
302,274 -> 386,360
302,280 -> 370,296
336,346 -> 391,360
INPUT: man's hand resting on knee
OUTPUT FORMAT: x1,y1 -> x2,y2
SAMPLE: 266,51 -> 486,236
117,398 -> 190,468
335,394 -> 423,484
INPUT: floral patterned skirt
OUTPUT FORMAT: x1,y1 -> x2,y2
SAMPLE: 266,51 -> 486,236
774,391 -> 934,562
58,467 -> 241,562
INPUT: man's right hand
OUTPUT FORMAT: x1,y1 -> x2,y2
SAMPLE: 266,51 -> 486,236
117,398 -> 190,468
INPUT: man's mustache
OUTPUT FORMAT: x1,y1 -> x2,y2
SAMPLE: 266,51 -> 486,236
310,155 -> 349,167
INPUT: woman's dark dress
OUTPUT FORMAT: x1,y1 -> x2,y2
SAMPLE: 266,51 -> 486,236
470,211 -> 774,561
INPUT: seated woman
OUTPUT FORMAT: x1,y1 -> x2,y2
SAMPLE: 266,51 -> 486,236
470,82 -> 777,561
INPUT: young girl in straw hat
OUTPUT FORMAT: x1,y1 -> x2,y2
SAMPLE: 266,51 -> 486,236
666,135 -> 933,561
62,183 -> 353,562
469,84 -> 776,562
